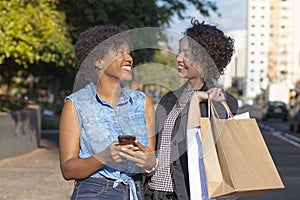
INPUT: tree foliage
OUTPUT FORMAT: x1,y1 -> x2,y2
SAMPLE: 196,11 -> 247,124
58,0 -> 218,67
0,0 -> 74,67
0,0 -> 75,114
58,0 -> 218,41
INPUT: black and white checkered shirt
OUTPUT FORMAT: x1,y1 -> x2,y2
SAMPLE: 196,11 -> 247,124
148,88 -> 194,192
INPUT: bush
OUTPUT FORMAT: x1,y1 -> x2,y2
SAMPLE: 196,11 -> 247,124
0,95 -> 28,112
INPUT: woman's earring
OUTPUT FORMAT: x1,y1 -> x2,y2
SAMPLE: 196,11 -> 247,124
95,61 -> 103,70
95,64 -> 103,70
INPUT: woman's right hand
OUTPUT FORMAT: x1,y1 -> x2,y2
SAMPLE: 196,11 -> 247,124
93,142 -> 134,164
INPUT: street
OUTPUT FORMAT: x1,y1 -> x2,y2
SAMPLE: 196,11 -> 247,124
238,106 -> 300,200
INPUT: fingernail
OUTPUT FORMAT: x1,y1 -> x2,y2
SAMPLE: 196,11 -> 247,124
121,148 -> 127,151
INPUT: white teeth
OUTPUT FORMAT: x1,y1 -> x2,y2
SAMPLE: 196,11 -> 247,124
121,66 -> 131,71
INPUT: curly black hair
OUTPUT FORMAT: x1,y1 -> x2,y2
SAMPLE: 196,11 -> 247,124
74,25 -> 129,68
184,19 -> 235,80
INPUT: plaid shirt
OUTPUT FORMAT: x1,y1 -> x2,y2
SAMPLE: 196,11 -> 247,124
148,88 -> 194,192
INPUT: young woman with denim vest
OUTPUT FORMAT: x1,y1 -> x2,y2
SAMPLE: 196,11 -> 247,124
144,19 -> 238,200
59,25 -> 157,200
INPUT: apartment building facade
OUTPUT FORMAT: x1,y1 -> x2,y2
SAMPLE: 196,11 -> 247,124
246,0 -> 300,98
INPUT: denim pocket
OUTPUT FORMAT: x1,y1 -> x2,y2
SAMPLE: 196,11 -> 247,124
74,180 -> 106,198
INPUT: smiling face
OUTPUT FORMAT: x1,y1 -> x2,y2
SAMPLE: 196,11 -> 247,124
176,37 -> 202,80
100,44 -> 133,81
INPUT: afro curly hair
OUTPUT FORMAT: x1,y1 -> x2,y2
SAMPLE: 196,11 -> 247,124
183,19 -> 235,80
74,25 -> 129,68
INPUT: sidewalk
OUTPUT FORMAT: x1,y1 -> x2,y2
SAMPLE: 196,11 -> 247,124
0,133 -> 74,200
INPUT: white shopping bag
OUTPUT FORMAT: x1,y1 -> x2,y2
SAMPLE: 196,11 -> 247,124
187,127 -> 214,200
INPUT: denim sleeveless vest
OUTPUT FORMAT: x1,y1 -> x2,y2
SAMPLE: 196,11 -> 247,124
66,82 -> 148,200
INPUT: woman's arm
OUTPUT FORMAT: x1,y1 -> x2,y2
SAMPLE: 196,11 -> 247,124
59,99 -> 127,180
145,94 -> 156,151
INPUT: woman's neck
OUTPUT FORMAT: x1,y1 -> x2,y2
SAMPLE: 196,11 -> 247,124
188,77 -> 204,90
96,77 -> 122,107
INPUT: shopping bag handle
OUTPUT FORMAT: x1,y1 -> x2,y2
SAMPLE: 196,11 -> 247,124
209,97 -> 234,119
187,92 -> 235,129
187,93 -> 202,129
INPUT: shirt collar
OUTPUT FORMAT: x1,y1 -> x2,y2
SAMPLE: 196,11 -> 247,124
88,83 -> 133,106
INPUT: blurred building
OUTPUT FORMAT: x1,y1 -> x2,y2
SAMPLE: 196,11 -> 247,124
246,0 -> 300,98
222,29 -> 247,96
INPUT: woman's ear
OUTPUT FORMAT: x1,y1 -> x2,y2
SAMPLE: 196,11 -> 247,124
95,60 -> 103,70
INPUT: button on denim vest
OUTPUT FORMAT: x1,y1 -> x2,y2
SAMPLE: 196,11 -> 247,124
66,82 -> 148,200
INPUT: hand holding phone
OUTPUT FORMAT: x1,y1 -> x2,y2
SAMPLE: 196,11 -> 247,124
118,135 -> 136,146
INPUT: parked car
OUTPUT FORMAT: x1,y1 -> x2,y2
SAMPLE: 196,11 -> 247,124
288,104 -> 300,133
262,101 -> 288,121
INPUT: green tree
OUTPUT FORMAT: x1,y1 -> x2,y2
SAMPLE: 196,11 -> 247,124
0,0 -> 74,87
0,0 -> 74,114
58,0 -> 218,41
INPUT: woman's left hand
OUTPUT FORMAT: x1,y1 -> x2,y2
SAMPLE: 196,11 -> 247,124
207,87 -> 225,102
119,140 -> 157,173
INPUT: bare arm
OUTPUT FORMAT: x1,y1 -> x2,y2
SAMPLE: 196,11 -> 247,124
59,99 -> 127,180
145,94 -> 156,151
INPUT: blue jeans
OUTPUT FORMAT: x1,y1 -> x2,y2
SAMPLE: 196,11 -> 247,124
71,177 -> 144,200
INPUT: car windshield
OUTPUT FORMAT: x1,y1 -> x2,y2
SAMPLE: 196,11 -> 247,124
268,102 -> 286,108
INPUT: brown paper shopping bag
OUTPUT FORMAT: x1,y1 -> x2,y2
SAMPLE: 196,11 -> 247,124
187,95 -> 285,199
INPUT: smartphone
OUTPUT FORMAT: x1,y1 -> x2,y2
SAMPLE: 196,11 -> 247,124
118,135 -> 136,146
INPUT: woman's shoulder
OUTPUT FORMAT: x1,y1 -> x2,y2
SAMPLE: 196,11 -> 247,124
67,83 -> 95,101
159,85 -> 185,103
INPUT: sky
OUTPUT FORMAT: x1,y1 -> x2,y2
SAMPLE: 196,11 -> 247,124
170,0 -> 247,33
